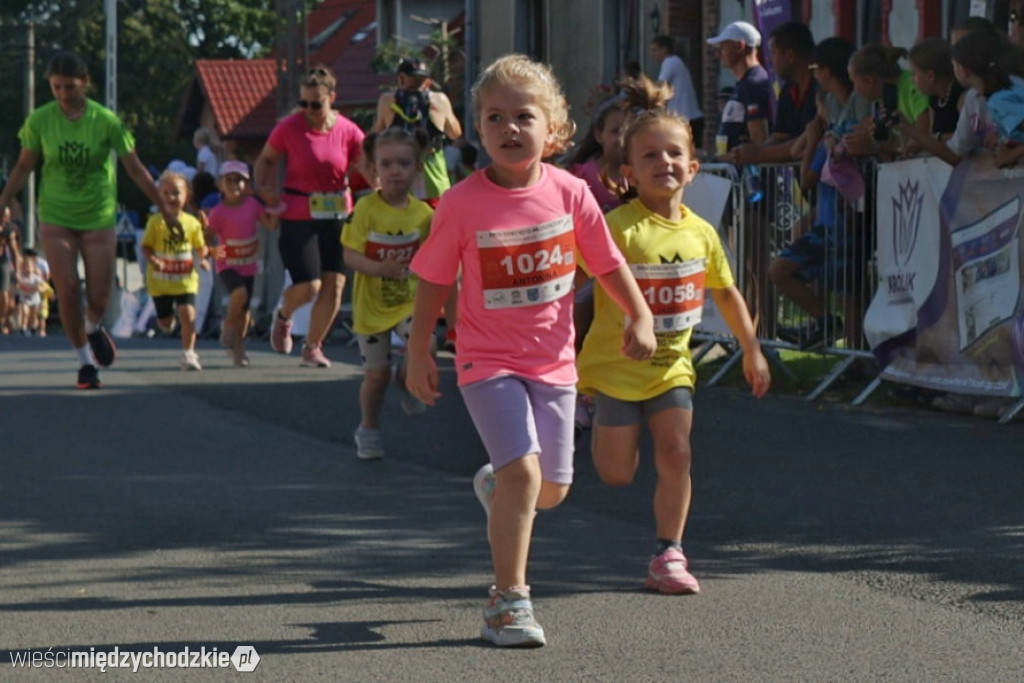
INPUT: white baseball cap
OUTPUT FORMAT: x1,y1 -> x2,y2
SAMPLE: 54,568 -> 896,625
707,21 -> 762,48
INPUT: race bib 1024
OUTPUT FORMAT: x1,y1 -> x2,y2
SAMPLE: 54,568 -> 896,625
477,215 -> 576,310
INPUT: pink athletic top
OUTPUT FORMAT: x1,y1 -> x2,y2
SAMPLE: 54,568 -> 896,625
411,164 -> 625,387
207,197 -> 264,277
266,111 -> 365,221
570,159 -> 623,213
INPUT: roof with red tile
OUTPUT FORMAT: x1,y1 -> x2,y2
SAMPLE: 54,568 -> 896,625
194,60 -> 279,140
188,0 -> 392,140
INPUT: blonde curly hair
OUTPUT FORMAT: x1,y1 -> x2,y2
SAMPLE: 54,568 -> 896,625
471,54 -> 576,156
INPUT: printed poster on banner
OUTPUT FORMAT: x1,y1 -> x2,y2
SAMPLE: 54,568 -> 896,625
865,155 -> 1024,397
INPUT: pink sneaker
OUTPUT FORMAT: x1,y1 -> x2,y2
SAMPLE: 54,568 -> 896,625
270,309 -> 293,354
645,548 -> 700,594
300,342 -> 331,368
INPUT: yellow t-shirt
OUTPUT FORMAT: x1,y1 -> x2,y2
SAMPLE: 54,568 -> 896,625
577,199 -> 733,399
142,212 -> 206,297
341,191 -> 433,335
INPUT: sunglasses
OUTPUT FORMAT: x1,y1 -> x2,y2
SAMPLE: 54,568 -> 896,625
298,99 -> 325,110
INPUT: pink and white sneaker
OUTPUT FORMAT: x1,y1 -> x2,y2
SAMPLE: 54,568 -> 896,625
270,309 -> 293,354
645,547 -> 700,594
300,342 -> 331,368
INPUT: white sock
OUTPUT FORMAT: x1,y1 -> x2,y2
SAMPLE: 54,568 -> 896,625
76,344 -> 96,366
84,317 -> 99,334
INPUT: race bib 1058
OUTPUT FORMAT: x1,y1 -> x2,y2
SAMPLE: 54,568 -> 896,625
631,259 -> 706,332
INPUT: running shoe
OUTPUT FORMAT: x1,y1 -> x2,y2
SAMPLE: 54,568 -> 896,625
87,325 -> 117,367
443,328 -> 457,353
354,426 -> 385,460
180,350 -> 203,371
270,309 -> 293,354
76,364 -> 101,390
300,343 -> 331,368
395,365 -> 427,416
645,547 -> 700,594
481,585 -> 546,648
233,348 -> 250,368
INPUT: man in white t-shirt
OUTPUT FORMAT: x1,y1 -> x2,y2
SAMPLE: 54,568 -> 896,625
651,34 -> 705,144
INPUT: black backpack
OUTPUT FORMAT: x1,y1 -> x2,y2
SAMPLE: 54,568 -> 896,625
390,88 -> 445,150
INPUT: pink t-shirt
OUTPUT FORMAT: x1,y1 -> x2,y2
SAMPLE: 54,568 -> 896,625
207,197 -> 264,277
411,164 -> 625,387
571,159 -> 623,214
266,111 -> 365,221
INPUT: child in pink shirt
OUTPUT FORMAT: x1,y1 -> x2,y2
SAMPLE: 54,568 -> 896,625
206,160 -> 278,366
406,54 -> 657,648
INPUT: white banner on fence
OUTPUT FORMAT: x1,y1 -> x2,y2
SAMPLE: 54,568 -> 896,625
687,170 -> 736,336
864,157 -> 950,348
865,155 -> 1024,397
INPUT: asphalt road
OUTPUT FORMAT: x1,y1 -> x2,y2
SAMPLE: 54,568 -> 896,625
1,331 -> 1022,681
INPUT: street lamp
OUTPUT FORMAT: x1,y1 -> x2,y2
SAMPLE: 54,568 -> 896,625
649,5 -> 661,35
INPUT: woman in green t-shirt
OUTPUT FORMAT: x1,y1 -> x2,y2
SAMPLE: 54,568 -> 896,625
0,51 -> 178,389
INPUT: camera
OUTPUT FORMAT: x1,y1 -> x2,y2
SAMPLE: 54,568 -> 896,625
872,83 -> 900,141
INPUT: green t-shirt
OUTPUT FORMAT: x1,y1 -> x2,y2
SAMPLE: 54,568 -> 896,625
18,99 -> 136,230
422,148 -> 451,199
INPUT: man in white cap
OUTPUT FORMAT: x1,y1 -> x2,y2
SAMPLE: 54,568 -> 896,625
708,21 -> 771,160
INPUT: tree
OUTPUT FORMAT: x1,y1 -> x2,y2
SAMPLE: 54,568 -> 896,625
0,0 -> 281,213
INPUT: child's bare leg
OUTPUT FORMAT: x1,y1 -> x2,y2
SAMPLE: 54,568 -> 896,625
647,407 -> 694,541
490,454 -> 543,589
225,287 -> 247,337
178,304 -> 197,351
590,422 -> 642,487
358,365 -> 391,430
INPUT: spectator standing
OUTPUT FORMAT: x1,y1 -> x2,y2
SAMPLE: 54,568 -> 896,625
709,21 -> 771,154
651,35 -> 705,143
254,64 -> 365,369
193,127 -> 221,178
727,21 -> 820,166
0,206 -> 21,335
0,51 -> 178,389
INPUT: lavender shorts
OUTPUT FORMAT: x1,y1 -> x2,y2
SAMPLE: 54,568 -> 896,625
459,375 -> 576,484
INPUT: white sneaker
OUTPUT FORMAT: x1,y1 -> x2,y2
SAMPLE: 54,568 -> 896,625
180,350 -> 202,371
354,426 -> 385,460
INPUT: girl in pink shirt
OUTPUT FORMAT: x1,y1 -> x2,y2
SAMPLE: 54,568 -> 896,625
406,54 -> 656,648
206,160 -> 278,366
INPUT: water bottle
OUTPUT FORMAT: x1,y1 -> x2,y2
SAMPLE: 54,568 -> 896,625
744,164 -> 764,203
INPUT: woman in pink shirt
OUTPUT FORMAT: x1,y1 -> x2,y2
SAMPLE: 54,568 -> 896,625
254,64 -> 365,368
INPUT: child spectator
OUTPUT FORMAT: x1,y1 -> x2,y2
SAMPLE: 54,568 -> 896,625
577,77 -> 769,595
342,128 -> 435,460
404,54 -> 657,647
141,171 -> 210,370
951,28 -> 1024,167
15,251 -> 43,334
908,38 -> 966,142
205,160 -> 276,367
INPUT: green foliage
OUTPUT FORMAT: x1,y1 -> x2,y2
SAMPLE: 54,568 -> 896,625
0,0 -> 279,212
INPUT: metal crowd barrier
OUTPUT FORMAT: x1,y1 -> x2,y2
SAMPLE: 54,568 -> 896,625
694,160 -> 882,402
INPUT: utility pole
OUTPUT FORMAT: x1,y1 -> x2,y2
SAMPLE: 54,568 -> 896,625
24,21 -> 36,249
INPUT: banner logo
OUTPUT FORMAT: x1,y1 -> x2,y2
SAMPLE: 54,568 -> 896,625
892,180 -> 923,268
